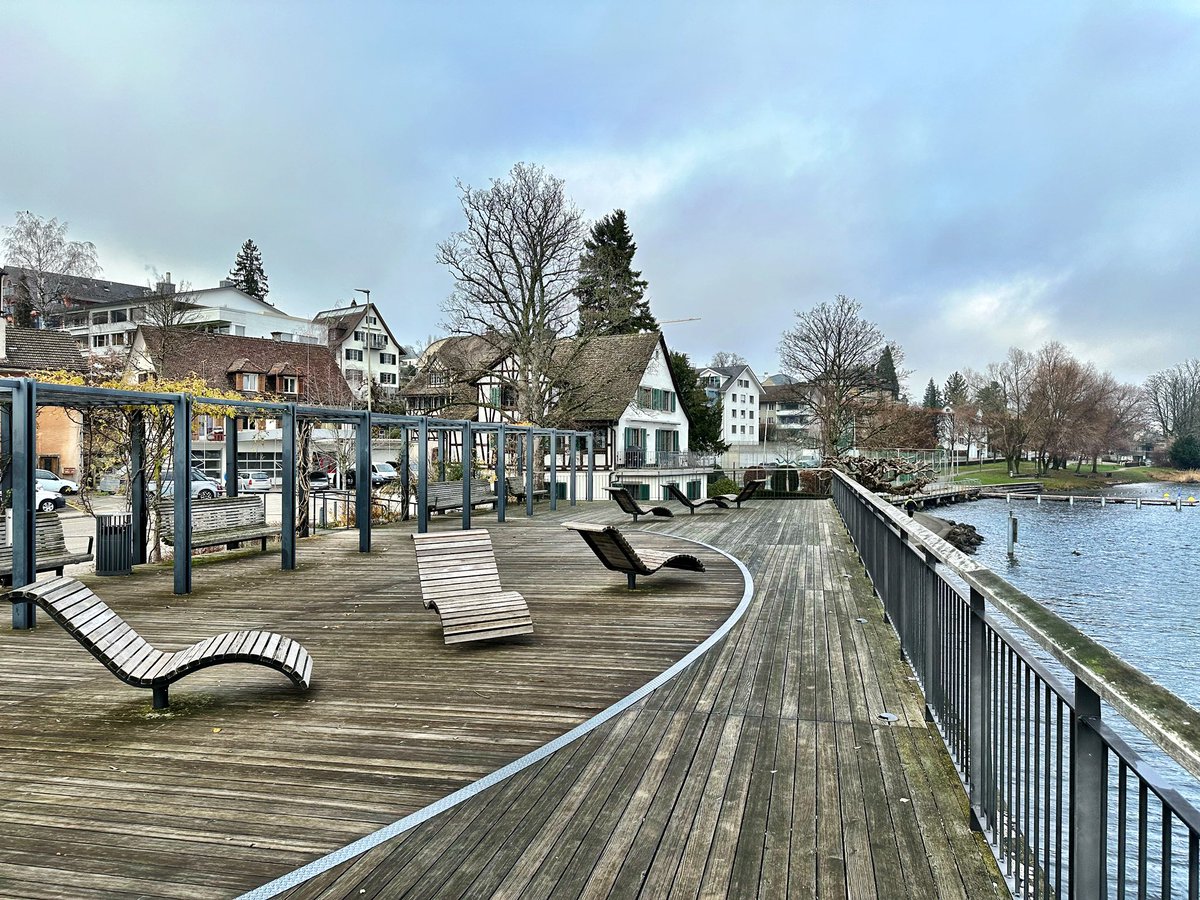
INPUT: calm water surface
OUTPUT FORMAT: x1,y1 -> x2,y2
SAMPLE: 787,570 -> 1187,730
946,481 -> 1200,706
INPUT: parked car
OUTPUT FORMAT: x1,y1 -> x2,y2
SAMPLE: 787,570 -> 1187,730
149,468 -> 225,500
346,462 -> 399,488
308,470 -> 331,491
36,488 -> 66,513
36,469 -> 79,495
237,470 -> 273,493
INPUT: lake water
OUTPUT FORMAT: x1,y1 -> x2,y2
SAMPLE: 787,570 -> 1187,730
945,481 -> 1200,708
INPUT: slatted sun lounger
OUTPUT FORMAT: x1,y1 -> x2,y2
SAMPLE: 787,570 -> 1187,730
713,478 -> 768,509
411,529 -> 534,644
665,483 -> 730,514
606,485 -> 674,522
563,521 -> 706,589
4,576 -> 312,709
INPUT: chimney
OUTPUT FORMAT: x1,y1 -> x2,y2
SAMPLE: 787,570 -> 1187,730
156,272 -> 175,295
219,278 -> 235,288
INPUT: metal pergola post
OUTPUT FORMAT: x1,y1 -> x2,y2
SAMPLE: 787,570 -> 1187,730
586,431 -> 594,501
11,378 -> 37,628
225,414 -> 239,498
525,428 -> 535,517
400,425 -> 410,521
130,412 -> 148,566
496,424 -> 507,523
437,430 -> 446,482
549,431 -> 558,511
355,412 -> 372,552
281,403 -> 296,570
0,403 -> 12,499
569,432 -> 577,506
461,421 -> 472,531
417,417 -> 429,534
172,394 -> 193,596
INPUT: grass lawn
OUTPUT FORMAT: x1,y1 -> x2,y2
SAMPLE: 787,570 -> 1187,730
953,461 -> 1177,492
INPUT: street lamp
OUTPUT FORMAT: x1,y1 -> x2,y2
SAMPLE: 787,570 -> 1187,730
354,288 -> 372,412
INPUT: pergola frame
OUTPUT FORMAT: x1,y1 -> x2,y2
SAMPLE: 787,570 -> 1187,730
0,378 -> 595,628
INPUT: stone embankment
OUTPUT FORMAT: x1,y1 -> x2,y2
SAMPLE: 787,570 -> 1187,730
912,511 -> 984,554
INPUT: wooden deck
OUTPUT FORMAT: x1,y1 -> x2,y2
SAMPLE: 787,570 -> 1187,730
0,498 -> 1005,899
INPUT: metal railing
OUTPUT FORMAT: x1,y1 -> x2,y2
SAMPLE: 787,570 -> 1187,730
307,489 -> 407,531
830,469 -> 1200,898
616,449 -> 716,469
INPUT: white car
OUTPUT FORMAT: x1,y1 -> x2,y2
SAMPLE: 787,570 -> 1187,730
237,471 -> 273,493
36,488 -> 66,513
36,469 -> 79,494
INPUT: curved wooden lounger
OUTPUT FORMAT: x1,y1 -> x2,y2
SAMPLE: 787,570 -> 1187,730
5,577 -> 312,709
563,521 -> 706,589
665,483 -> 730,514
411,529 -> 534,644
607,486 -> 674,522
713,477 -> 767,509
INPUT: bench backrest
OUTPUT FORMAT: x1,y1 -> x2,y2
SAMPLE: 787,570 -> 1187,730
606,486 -> 644,515
736,478 -> 767,501
425,479 -> 495,504
160,495 -> 266,540
0,511 -> 75,566
665,483 -> 694,507
411,529 -> 504,606
563,521 -> 644,574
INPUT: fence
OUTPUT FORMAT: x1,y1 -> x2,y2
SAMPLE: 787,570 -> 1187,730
307,489 -> 407,531
830,469 -> 1200,898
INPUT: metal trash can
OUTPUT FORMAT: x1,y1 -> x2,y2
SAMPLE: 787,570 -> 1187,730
95,513 -> 134,576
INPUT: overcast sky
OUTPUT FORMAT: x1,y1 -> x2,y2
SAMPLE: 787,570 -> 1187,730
4,1 -> 1198,395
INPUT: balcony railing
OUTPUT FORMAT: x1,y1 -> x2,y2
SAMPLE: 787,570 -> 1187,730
616,449 -> 715,469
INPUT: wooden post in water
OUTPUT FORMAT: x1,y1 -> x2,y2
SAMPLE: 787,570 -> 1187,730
1007,513 -> 1018,560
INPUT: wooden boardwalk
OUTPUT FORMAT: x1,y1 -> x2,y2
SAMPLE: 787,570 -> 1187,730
279,501 -> 1004,899
0,499 -> 1005,899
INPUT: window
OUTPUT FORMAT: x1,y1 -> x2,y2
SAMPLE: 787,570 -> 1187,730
687,479 -> 701,500
111,332 -> 126,346
749,396 -> 755,405
380,352 -> 397,365
353,330 -> 364,341
749,410 -> 754,419
345,348 -> 364,361
91,334 -> 109,348
731,424 -> 737,434
242,373 -> 260,391
379,372 -> 398,385
111,309 -> 128,323
740,425 -> 746,434
429,371 -> 448,387
91,311 -> 109,325
282,376 -> 298,394
367,315 -> 378,325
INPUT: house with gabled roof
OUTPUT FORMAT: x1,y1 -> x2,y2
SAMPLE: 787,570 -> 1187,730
696,363 -> 764,446
402,333 -> 504,420
313,301 -> 411,401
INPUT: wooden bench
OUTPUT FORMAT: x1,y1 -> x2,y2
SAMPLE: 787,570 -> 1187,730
665,483 -> 730,514
425,479 -> 498,514
411,529 -> 534,644
563,521 -> 705,589
714,478 -> 767,509
160,495 -> 280,551
503,477 -> 549,503
4,576 -> 312,709
0,511 -> 94,584
607,485 -> 673,522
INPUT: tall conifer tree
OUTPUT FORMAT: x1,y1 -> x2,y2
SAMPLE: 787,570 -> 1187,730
923,378 -> 943,409
575,210 -> 655,336
875,346 -> 900,399
229,238 -> 269,302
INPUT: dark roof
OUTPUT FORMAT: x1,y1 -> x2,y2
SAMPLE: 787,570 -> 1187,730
1,268 -> 150,305
761,382 -> 810,404
702,364 -> 756,393
139,328 -> 354,405
555,331 -> 666,422
0,325 -> 86,374
402,333 -> 505,418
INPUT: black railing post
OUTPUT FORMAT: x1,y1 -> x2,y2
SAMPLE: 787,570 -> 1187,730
549,431 -> 558,511
11,378 -> 37,628
172,393 -> 192,596
461,422 -> 472,531
1070,678 -> 1108,899
417,418 -> 429,534
923,548 -> 940,721
496,424 -> 506,523
968,585 -> 991,831
355,412 -> 371,552
586,432 -> 594,501
281,403 -> 296,570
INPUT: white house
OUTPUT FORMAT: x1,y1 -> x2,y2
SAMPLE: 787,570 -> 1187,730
473,331 -> 710,501
696,364 -> 763,446
313,301 -> 408,400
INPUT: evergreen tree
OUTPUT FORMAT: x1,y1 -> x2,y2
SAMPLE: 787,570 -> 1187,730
875,346 -> 900,399
575,210 -> 655,336
1169,434 -> 1200,469
669,350 -> 728,453
943,371 -> 969,406
229,238 -> 269,302
922,378 -> 943,409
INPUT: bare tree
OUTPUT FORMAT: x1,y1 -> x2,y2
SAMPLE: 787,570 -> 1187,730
1026,342 -> 1099,474
777,295 -> 887,459
710,351 -> 747,368
1145,359 -> 1200,442
2,210 -> 100,325
978,347 -> 1036,474
438,162 -> 585,426
136,274 -> 198,372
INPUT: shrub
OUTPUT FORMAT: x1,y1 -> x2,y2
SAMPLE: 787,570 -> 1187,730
1169,434 -> 1200,469
709,477 -> 738,495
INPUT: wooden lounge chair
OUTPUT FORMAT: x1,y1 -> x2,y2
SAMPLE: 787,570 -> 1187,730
411,529 -> 534,644
713,478 -> 768,509
3,576 -> 312,709
563,521 -> 706,589
606,485 -> 674,522
665,483 -> 730,514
